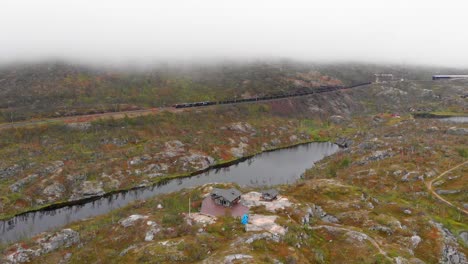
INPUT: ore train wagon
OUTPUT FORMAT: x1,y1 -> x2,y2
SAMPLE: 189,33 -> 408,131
173,82 -> 371,109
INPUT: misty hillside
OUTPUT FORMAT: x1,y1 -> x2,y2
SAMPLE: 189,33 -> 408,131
0,61 -> 464,122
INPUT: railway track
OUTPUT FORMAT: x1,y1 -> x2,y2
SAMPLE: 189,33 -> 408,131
0,82 -> 371,130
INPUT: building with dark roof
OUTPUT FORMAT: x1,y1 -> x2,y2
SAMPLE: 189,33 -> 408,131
210,188 -> 242,207
261,189 -> 279,201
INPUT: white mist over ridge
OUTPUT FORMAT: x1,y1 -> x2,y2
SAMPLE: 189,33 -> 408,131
1,0 -> 468,67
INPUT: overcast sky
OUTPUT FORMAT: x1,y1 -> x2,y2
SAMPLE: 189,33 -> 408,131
1,0 -> 467,67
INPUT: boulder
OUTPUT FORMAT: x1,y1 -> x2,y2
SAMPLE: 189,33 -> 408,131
230,142 -> 249,158
305,204 -> 339,223
270,138 -> 281,146
43,182 -> 66,198
69,181 -> 104,201
459,231 -> 468,245
38,229 -> 80,254
411,235 -> 422,249
6,245 -> 37,263
177,153 -> 215,171
335,138 -> 353,148
119,214 -> 149,227
227,122 -> 256,134
436,190 -> 461,195
329,115 -> 346,124
224,254 -> 253,264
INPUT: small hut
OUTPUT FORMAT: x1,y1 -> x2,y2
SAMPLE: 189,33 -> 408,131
261,189 -> 279,201
210,188 -> 242,207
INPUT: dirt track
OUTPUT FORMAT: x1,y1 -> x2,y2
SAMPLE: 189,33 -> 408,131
0,107 -> 178,130
425,160 -> 468,215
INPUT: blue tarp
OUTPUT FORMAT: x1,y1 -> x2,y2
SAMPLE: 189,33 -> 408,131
241,214 -> 249,225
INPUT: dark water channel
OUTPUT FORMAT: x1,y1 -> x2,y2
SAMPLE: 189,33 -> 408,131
0,142 -> 339,244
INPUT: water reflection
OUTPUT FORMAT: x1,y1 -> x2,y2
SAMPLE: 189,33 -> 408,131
0,142 -> 338,244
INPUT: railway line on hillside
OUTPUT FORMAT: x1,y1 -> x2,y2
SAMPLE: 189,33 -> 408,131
0,82 -> 371,130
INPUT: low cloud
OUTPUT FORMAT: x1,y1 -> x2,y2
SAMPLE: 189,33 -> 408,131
1,0 -> 467,67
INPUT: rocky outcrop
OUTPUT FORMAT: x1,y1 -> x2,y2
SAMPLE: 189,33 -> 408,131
39,161 -> 64,176
245,214 -> 287,235
0,164 -> 21,180
432,221 -> 467,264
303,204 -> 339,224
177,153 -> 215,171
119,214 -> 149,227
241,192 -> 292,212
144,221 -> 161,241
329,115 -> 346,124
5,229 -> 79,264
224,254 -> 253,264
459,231 -> 468,245
358,149 -> 394,165
335,138 -> 353,148
43,182 -> 66,198
38,229 -> 80,254
69,181 -> 104,201
226,122 -> 256,134
9,174 -> 39,192
230,142 -> 249,158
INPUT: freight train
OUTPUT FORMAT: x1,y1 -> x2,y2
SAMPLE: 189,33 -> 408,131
173,82 -> 371,109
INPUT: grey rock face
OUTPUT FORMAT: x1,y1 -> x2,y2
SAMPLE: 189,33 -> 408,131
230,142 -> 249,158
177,153 -> 215,171
5,229 -> 79,263
432,221 -> 467,264
459,231 -> 468,245
69,181 -> 104,201
40,161 -> 64,176
245,232 -> 280,244
329,115 -> 346,124
270,138 -> 281,146
370,225 -> 393,235
304,204 -> 339,224
0,164 -> 21,180
366,150 -> 393,162
436,190 -> 461,195
119,214 -> 149,227
9,174 -> 39,192
224,254 -> 253,264
43,182 -> 66,198
335,138 -> 353,148
227,122 -> 256,134
38,229 -> 80,254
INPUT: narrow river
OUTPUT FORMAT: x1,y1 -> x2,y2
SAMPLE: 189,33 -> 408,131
0,142 -> 339,244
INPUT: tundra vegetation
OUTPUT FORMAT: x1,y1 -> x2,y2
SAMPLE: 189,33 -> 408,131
0,62 -> 467,263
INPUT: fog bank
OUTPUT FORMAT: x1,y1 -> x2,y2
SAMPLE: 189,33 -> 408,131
1,0 -> 468,67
